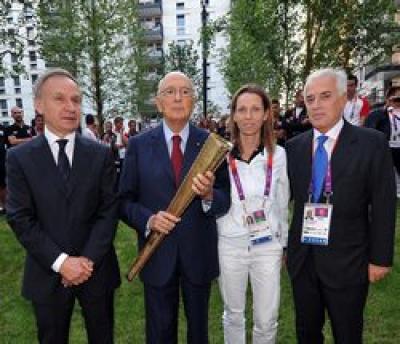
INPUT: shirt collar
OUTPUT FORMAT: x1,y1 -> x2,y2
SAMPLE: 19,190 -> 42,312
313,118 -> 344,142
231,144 -> 264,164
162,120 -> 190,146
44,126 -> 76,146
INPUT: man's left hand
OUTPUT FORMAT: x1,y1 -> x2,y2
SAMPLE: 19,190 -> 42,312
368,263 -> 391,283
192,171 -> 215,201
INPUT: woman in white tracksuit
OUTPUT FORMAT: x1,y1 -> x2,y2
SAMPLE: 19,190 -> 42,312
217,84 -> 289,344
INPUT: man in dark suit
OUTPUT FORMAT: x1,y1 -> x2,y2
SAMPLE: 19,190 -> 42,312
7,68 -> 120,344
365,86 -> 400,177
119,71 -> 230,344
284,89 -> 311,139
286,68 -> 396,344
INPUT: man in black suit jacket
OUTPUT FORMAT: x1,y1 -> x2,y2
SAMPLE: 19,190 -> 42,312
365,86 -> 400,177
284,89 -> 312,139
286,68 -> 396,344
119,71 -> 230,344
7,68 -> 120,344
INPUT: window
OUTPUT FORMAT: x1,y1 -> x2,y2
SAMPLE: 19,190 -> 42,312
12,76 -> 20,87
176,2 -> 184,10
16,98 -> 23,108
31,74 -> 38,85
177,40 -> 186,46
0,99 -> 8,111
177,15 -> 185,35
27,27 -> 34,39
0,77 -> 4,95
29,51 -> 37,62
11,53 -> 18,64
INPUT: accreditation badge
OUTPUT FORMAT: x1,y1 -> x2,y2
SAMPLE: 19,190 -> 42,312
301,203 -> 332,246
245,209 -> 273,246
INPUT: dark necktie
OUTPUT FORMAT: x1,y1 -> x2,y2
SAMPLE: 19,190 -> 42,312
312,135 -> 328,202
171,135 -> 183,186
56,139 -> 71,182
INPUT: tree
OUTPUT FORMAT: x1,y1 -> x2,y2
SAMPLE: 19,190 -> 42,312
216,0 -> 399,107
164,41 -> 202,95
37,0 -> 142,132
217,0 -> 303,107
0,0 -> 37,75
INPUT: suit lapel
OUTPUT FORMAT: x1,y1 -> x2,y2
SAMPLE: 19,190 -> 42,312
300,131 -> 313,197
180,125 -> 203,184
31,135 -> 68,196
151,125 -> 175,185
331,121 -> 358,184
67,135 -> 90,199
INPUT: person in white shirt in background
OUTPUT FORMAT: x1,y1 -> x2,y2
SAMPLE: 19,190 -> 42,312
82,114 -> 99,141
343,74 -> 370,126
113,116 -> 127,186
217,84 -> 290,344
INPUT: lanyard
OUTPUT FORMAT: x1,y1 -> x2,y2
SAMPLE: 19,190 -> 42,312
228,151 -> 273,203
390,111 -> 400,132
308,137 -> 337,203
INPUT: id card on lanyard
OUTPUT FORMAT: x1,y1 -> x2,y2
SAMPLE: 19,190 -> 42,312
229,151 -> 273,246
389,108 -> 400,146
301,139 -> 335,246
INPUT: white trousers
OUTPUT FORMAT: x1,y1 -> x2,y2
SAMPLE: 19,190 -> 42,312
218,237 -> 282,344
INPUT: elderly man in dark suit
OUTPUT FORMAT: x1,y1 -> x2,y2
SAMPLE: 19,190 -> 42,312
119,71 -> 230,344
286,68 -> 396,344
7,68 -> 120,344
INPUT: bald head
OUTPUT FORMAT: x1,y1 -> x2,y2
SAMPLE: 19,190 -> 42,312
157,71 -> 195,95
11,106 -> 24,123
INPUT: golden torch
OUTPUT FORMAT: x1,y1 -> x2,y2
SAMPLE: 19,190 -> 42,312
127,133 -> 232,281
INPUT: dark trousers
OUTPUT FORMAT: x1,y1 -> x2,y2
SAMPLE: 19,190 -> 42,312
32,289 -> 115,344
144,275 -> 211,344
291,255 -> 369,344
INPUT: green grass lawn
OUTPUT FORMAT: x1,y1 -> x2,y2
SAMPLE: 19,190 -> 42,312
0,214 -> 399,343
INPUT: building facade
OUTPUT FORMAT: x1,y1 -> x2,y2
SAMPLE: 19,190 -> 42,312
138,0 -> 231,118
0,2 -> 46,126
357,1 -> 400,107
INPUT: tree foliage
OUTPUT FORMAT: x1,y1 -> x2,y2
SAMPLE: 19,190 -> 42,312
216,0 -> 399,107
164,41 -> 202,95
37,0 -> 143,129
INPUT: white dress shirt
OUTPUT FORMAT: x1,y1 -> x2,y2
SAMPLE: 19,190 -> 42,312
162,119 -> 189,155
343,96 -> 364,126
44,127 -> 76,273
82,127 -> 98,142
312,118 -> 344,158
217,145 -> 290,249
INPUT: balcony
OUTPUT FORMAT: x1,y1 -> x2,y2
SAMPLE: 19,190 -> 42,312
143,24 -> 163,42
138,1 -> 162,18
146,49 -> 163,65
365,56 -> 400,80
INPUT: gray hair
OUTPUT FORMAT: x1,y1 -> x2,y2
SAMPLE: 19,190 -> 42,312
33,68 -> 78,99
304,68 -> 347,97
157,71 -> 195,96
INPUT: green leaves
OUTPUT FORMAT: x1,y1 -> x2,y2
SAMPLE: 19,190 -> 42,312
218,0 -> 399,106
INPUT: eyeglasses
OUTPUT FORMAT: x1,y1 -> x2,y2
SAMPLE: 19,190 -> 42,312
159,87 -> 194,98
